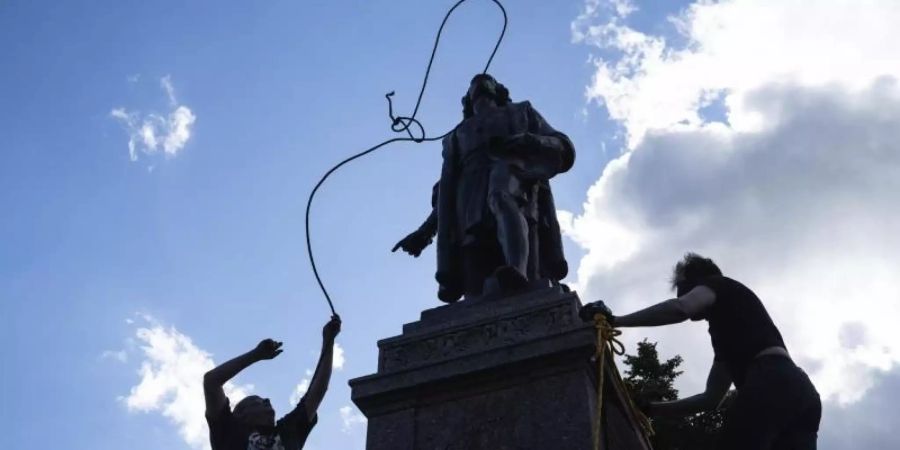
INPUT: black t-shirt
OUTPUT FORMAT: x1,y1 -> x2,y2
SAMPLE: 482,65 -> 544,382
695,276 -> 787,388
207,397 -> 318,450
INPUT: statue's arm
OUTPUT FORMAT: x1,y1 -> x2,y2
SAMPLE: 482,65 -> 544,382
419,207 -> 438,238
420,181 -> 440,237
524,102 -> 576,173
392,182 -> 438,256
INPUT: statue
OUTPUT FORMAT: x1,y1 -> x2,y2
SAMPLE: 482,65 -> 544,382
393,74 -> 574,303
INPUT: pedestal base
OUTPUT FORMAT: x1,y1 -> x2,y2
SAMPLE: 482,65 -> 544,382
349,287 -> 651,450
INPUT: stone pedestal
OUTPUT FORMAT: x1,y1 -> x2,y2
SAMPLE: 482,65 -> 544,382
349,287 -> 651,450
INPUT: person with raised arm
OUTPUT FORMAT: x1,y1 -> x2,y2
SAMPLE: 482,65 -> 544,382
203,315 -> 341,450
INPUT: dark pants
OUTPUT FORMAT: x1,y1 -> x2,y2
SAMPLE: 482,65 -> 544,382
719,356 -> 821,450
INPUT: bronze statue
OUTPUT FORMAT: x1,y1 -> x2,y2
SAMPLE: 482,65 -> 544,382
394,74 -> 574,303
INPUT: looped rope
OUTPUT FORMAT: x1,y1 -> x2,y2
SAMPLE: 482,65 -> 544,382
304,0 -> 508,315
385,91 -> 426,142
595,314 -> 625,357
592,313 -> 655,450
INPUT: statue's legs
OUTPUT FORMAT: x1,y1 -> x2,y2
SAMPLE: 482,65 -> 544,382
487,163 -> 529,280
461,240 -> 504,297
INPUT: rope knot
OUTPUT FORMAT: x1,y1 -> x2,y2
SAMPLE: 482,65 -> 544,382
593,313 -> 625,356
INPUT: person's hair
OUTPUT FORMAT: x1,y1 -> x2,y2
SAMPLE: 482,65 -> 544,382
462,73 -> 510,119
233,395 -> 262,420
670,252 -> 722,292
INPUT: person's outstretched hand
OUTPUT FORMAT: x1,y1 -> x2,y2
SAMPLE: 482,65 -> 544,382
579,300 -> 616,325
252,338 -> 283,360
323,315 -> 342,341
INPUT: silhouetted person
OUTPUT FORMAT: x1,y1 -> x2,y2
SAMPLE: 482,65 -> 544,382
203,315 -> 341,450
583,253 -> 820,450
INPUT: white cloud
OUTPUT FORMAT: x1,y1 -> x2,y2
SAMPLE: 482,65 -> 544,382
111,76 -> 196,162
568,0 -> 900,407
289,369 -> 313,407
339,405 -> 366,433
101,349 -> 128,363
288,344 -> 344,407
123,315 -> 251,450
161,75 -> 177,106
333,342 -> 345,371
573,0 -> 900,147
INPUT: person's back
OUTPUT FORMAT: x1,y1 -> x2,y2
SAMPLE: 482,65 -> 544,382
691,275 -> 820,449
692,275 -> 787,387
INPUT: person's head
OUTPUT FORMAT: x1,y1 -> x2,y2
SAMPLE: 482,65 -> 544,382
462,73 -> 510,118
233,395 -> 275,429
670,252 -> 722,297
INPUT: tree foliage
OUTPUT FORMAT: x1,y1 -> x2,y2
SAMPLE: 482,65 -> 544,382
623,340 -> 726,450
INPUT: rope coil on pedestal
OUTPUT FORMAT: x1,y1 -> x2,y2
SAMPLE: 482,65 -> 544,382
592,313 -> 655,450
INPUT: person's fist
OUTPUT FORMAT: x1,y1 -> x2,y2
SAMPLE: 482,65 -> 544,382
323,315 -> 342,341
253,339 -> 283,360
580,300 -> 616,325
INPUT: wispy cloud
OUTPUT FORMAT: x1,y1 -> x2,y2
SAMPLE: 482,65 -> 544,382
289,369 -> 313,407
111,75 -> 196,163
101,349 -> 128,363
288,343 -> 344,406
160,75 -> 177,106
122,315 -> 251,450
338,405 -> 366,433
333,342 -> 345,371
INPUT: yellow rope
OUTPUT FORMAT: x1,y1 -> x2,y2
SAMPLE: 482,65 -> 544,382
591,313 -> 655,450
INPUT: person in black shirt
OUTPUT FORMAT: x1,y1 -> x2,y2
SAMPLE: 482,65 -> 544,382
583,253 -> 820,449
203,315 -> 341,450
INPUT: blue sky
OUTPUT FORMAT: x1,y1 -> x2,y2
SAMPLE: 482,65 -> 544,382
3,1 -> 900,449
0,1 -> 625,448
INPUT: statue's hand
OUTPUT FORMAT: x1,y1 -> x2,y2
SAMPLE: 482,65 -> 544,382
391,229 -> 433,257
498,133 -> 540,156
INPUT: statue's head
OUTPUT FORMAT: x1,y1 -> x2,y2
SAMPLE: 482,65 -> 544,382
462,73 -> 510,118
670,252 -> 722,297
233,395 -> 276,429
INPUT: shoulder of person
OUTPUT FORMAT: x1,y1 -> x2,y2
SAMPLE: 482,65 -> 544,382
205,397 -> 232,423
677,284 -> 717,320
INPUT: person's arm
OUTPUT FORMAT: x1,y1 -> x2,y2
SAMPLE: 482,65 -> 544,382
203,339 -> 283,418
649,360 -> 732,417
615,285 -> 716,328
302,315 -> 342,419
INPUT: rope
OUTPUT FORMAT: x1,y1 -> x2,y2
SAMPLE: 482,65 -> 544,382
591,313 -> 655,450
304,0 -> 508,315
